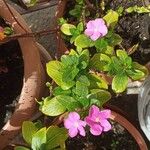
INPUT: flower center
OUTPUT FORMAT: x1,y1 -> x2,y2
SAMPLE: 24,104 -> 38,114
74,122 -> 79,127
94,27 -> 99,32
95,117 -> 100,122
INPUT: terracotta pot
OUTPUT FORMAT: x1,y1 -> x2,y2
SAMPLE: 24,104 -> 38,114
110,110 -> 148,150
0,1 -> 47,149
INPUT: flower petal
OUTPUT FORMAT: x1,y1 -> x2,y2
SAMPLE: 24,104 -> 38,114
78,126 -> 86,136
68,112 -> 80,121
78,120 -> 86,127
85,116 -> 95,127
69,127 -> 78,138
64,119 -> 73,129
99,25 -> 108,36
84,29 -> 93,36
86,20 -> 94,29
90,32 -> 101,41
89,105 -> 100,117
90,124 -> 103,136
100,119 -> 112,132
95,18 -> 105,26
99,109 -> 111,119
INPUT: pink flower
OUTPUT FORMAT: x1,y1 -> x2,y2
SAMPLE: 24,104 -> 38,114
85,105 -> 111,136
84,18 -> 108,41
64,112 -> 86,138
0,26 -> 4,32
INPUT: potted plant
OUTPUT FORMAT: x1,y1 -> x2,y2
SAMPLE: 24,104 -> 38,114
0,0 -> 51,149
2,0 -> 148,149
13,49 -> 148,149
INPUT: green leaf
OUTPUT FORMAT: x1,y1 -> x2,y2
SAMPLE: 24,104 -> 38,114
103,10 -> 119,28
126,5 -> 150,13
53,87 -> 71,96
108,56 -> 123,75
46,61 -> 75,90
77,22 -> 84,32
4,27 -> 13,35
132,62 -> 148,77
61,55 -> 79,67
87,73 -> 108,89
105,46 -> 114,55
58,18 -> 67,26
79,49 -> 90,69
22,121 -> 38,145
45,126 -> 68,150
26,0 -> 37,7
69,4 -> 82,18
88,89 -> 111,106
78,75 -> 90,86
31,128 -> 46,150
78,97 -> 90,107
62,65 -> 79,83
90,53 -> 111,71
40,97 -> 66,116
127,69 -> 145,80
127,62 -> 148,80
15,146 -> 30,150
56,95 -> 81,111
116,50 -> 128,60
75,34 -> 94,48
95,38 -> 108,52
108,33 -> 122,46
112,74 -> 128,93
46,61 -> 62,86
75,81 -> 89,97
60,23 -> 76,35
61,55 -> 79,84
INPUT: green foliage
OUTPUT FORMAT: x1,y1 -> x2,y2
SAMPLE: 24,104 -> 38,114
15,121 -> 68,150
68,0 -> 90,19
89,53 -> 111,71
15,146 -> 30,150
4,27 -> 13,35
108,50 -> 147,93
87,73 -> 108,89
39,96 -> 66,116
45,126 -> 68,150
25,0 -> 38,7
103,10 -> 119,28
126,5 -> 150,13
22,121 -> 39,145
90,49 -> 147,93
112,74 -> 128,93
75,34 -> 94,48
60,23 -> 76,36
88,89 -> 111,106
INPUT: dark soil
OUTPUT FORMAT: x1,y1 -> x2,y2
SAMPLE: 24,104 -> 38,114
66,120 -> 139,150
0,19 -> 24,128
105,0 -> 150,65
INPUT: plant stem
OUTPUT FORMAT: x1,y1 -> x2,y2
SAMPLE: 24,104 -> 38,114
81,6 -> 86,26
0,28 -> 58,45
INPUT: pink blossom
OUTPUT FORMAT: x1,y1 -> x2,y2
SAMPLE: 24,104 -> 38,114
84,18 -> 108,41
64,112 -> 86,138
85,105 -> 111,136
0,26 -> 4,32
